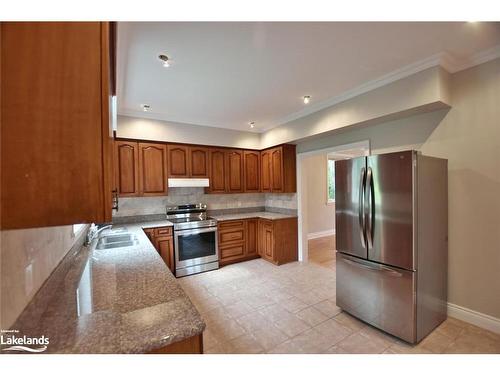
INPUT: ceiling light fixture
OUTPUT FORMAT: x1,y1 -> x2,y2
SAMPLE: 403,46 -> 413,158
303,95 -> 311,104
249,121 -> 255,128
158,54 -> 170,68
142,104 -> 151,112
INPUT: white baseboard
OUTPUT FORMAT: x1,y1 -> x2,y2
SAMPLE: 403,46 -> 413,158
307,229 -> 335,240
447,302 -> 500,334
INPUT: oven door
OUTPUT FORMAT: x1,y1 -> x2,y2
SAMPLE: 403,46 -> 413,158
174,226 -> 218,270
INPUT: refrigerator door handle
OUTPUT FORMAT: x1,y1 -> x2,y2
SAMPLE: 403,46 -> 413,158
358,167 -> 366,248
366,166 -> 374,249
342,257 -> 403,277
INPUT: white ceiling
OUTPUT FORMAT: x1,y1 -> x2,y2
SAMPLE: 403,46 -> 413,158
117,22 -> 500,133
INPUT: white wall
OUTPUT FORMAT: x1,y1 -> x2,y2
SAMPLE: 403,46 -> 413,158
296,58 -> 500,320
117,115 -> 261,149
302,154 -> 335,237
0,225 -> 88,328
261,66 -> 451,148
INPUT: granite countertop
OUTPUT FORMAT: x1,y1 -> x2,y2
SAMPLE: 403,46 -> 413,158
138,220 -> 174,229
211,211 -> 297,221
8,223 -> 205,354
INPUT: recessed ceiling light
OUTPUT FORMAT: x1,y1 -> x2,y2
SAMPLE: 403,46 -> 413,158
249,121 -> 255,128
303,95 -> 311,104
142,104 -> 151,112
158,54 -> 170,68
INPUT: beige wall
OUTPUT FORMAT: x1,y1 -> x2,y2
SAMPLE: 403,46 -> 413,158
302,154 -> 335,235
0,225 -> 88,328
117,115 -> 261,149
297,58 -> 500,319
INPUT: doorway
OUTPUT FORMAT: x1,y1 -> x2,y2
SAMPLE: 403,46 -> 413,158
296,140 -> 370,263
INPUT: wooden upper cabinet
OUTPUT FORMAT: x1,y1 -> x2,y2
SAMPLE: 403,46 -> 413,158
208,149 -> 226,193
168,145 -> 189,177
138,143 -> 168,196
261,145 -> 296,193
260,150 -> 272,192
226,150 -> 244,193
244,151 -> 260,192
190,147 -> 209,178
1,22 -> 115,229
271,147 -> 284,192
114,141 -> 139,196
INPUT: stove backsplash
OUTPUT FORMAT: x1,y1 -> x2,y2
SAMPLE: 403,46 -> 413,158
112,187 -> 297,219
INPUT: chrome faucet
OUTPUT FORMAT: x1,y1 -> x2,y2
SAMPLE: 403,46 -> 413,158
85,223 -> 113,246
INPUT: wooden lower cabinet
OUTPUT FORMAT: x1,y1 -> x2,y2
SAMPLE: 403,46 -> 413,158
155,236 -> 175,272
218,217 -> 297,267
258,217 -> 298,265
148,333 -> 203,354
144,226 -> 175,273
218,219 -> 259,266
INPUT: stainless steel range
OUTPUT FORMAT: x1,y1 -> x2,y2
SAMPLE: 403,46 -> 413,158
166,203 -> 219,277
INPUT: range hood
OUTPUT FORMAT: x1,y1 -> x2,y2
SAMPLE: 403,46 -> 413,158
168,178 -> 210,188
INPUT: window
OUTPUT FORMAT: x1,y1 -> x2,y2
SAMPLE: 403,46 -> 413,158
327,158 -> 335,204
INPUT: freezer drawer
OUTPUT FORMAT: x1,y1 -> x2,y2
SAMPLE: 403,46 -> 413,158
336,252 -> 416,343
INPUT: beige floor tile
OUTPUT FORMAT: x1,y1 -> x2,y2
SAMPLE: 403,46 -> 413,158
336,332 -> 390,354
227,334 -> 265,354
387,341 -> 433,354
309,318 -> 353,349
325,345 -> 350,354
418,331 -> 455,353
434,318 -> 465,340
295,306 -> 329,326
250,326 -> 292,351
333,312 -> 367,332
182,244 -> 499,355
444,329 -> 500,353
273,314 -> 311,337
224,300 -> 255,319
280,296 -> 309,313
210,319 -> 246,341
314,299 -> 342,318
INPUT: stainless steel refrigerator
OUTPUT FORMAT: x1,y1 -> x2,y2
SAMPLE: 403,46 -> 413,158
335,150 -> 448,344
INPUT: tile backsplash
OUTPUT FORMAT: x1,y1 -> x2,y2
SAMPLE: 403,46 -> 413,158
112,188 -> 297,218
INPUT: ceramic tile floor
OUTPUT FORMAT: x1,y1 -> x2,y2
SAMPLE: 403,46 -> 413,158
178,237 -> 500,354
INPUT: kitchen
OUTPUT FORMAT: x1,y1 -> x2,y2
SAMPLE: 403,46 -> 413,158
1,11 -> 500,369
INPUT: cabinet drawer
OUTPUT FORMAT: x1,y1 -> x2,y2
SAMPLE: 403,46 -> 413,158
220,243 -> 246,260
218,220 -> 245,231
219,229 -> 244,244
153,227 -> 172,236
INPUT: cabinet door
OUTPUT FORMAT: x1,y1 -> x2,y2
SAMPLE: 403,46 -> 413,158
208,149 -> 226,193
259,220 -> 274,261
260,150 -> 271,192
114,141 -> 139,196
246,219 -> 258,256
190,147 -> 209,178
271,147 -> 284,192
155,236 -> 175,273
168,145 -> 189,177
226,150 -> 244,193
244,151 -> 260,192
1,22 -> 114,229
138,143 -> 168,196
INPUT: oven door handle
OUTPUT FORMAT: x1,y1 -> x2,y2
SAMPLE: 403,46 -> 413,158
174,226 -> 218,237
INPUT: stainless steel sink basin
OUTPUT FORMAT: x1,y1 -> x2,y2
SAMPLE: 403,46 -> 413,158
95,233 -> 139,250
